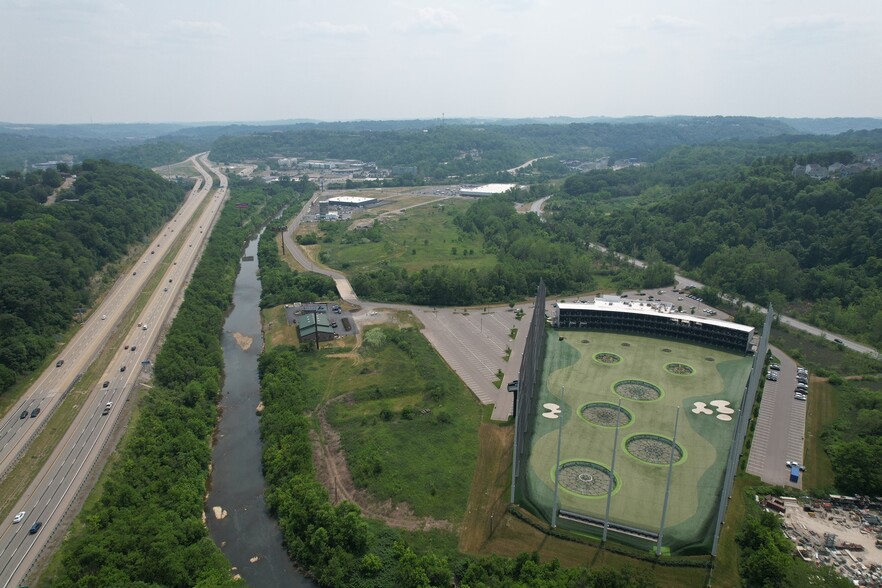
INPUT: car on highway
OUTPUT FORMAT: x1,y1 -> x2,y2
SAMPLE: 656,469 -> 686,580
131,346 -> 136,351
56,360 -> 64,367
120,366 -> 126,372
102,402 -> 113,416
101,314 -> 106,320
13,511 -> 26,524
103,380 -> 110,388
30,407 -> 40,418
20,410 -> 28,419
28,521 -> 42,534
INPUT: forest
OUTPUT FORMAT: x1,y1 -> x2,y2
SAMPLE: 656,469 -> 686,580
554,152 -> 882,348
0,161 -> 186,396
208,117 -> 795,180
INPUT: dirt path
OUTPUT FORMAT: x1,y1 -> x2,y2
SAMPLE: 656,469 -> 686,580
458,423 -> 514,553
312,391 -> 453,532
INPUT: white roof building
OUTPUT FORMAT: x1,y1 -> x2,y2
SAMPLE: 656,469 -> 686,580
459,183 -> 517,196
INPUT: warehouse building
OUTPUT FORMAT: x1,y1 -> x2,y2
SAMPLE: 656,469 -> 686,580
297,313 -> 336,342
325,196 -> 378,207
459,183 -> 517,197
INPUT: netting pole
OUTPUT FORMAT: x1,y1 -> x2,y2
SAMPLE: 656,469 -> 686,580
550,386 -> 565,528
602,398 -> 623,543
657,406 -> 680,555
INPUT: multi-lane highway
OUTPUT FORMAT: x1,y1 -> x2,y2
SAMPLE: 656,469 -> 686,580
0,154 -> 229,587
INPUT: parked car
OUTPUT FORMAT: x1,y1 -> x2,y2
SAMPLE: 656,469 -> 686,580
769,364 -> 781,371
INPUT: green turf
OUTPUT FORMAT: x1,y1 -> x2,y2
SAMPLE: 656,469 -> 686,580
522,330 -> 753,554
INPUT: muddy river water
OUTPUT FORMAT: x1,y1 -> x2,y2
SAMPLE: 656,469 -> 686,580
206,232 -> 314,587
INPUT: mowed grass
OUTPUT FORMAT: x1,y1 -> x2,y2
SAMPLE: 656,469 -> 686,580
803,378 -> 837,491
319,199 -> 495,273
304,323 -> 483,523
526,331 -> 753,550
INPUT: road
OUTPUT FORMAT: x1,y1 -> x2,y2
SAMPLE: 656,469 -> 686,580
0,154 -> 228,587
506,156 -> 551,175
585,242 -> 879,358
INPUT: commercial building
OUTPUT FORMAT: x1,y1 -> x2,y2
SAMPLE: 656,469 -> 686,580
325,196 -> 378,207
459,183 -> 517,197
554,299 -> 754,352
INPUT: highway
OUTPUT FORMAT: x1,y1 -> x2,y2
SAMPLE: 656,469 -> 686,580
0,154 -> 229,587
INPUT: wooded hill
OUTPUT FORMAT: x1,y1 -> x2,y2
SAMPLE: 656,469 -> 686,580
552,141 -> 882,348
0,160 -> 186,396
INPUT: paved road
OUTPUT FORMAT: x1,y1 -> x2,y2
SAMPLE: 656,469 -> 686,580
506,156 -> 551,175
585,242 -> 879,358
745,346 -> 807,488
0,155 -> 228,587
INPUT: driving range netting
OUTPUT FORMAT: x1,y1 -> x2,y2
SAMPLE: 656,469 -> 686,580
514,330 -> 752,554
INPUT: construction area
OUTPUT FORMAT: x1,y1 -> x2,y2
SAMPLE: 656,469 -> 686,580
765,495 -> 882,586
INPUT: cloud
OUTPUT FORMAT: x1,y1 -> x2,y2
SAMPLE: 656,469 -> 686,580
168,20 -> 229,38
620,14 -> 703,32
761,14 -> 861,45
292,21 -> 370,37
396,7 -> 462,33
648,14 -> 703,31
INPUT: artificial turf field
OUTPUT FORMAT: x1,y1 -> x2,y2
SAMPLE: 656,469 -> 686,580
521,330 -> 754,553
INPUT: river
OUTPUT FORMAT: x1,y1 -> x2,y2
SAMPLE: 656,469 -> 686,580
206,231 -> 314,587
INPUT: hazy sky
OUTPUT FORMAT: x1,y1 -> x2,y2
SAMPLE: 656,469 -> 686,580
2,0 -> 880,124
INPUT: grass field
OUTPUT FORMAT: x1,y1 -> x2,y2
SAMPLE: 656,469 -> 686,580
318,198 -> 495,273
522,330 -> 753,553
803,379 -> 837,491
304,322 -> 483,523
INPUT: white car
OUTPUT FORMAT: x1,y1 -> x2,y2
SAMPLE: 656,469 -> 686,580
13,511 -> 26,524
794,393 -> 807,401
786,461 -> 806,471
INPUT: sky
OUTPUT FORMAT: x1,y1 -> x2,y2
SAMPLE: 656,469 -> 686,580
2,0 -> 881,124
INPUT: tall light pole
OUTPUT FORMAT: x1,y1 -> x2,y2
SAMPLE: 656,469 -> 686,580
551,386 -> 565,528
